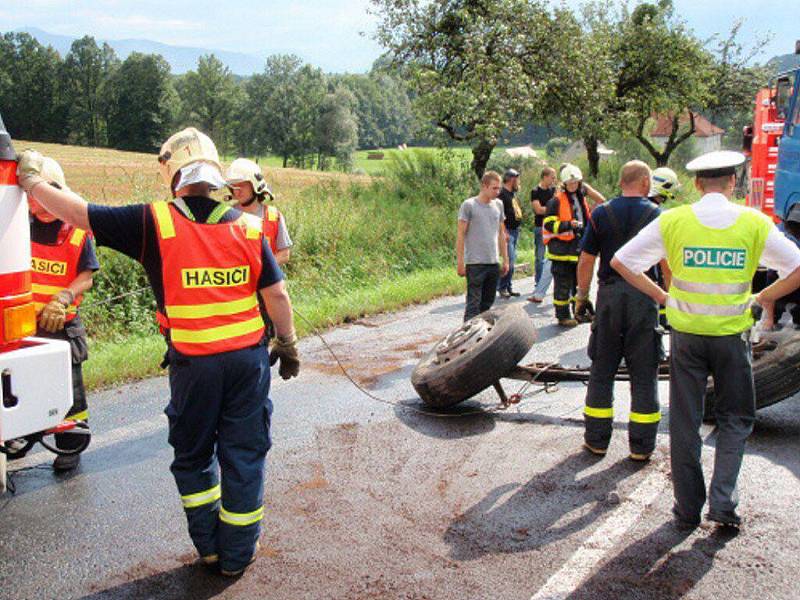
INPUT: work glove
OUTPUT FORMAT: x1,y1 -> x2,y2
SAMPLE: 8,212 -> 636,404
16,149 -> 46,192
39,290 -> 73,333
574,289 -> 594,323
269,332 -> 300,380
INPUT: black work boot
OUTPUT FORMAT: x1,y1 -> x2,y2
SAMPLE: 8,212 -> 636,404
53,454 -> 81,472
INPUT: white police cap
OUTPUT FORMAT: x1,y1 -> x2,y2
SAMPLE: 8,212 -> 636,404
685,150 -> 745,178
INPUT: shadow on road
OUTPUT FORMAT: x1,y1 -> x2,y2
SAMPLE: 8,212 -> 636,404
568,522 -> 738,599
443,452 -> 645,561
429,302 -> 464,316
77,562 -> 236,600
393,399 -> 497,439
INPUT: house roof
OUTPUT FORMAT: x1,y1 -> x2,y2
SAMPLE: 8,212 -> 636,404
651,112 -> 724,138
505,145 -> 539,158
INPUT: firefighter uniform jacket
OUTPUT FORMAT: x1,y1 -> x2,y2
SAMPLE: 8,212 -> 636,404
542,188 -> 592,261
261,205 -> 281,256
30,223 -> 90,321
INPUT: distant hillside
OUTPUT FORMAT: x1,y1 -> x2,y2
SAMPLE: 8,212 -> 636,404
10,27 -> 267,76
767,52 -> 800,75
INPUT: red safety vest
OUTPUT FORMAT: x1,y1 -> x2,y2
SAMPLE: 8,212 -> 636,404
262,205 -> 281,255
30,223 -> 89,322
151,201 -> 265,356
543,191 -> 592,244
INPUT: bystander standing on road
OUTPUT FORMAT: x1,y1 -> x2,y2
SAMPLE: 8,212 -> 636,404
576,160 -> 666,461
456,170 -> 509,321
496,169 -> 523,298
528,166 -> 556,303
612,150 -> 800,530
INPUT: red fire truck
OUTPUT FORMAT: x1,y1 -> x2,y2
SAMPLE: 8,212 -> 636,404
0,115 -> 76,493
742,69 -> 797,220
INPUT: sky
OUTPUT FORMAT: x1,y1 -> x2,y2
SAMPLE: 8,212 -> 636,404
0,0 -> 794,73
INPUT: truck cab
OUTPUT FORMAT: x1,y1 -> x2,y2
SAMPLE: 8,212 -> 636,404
774,65 -> 800,222
0,114 -> 73,492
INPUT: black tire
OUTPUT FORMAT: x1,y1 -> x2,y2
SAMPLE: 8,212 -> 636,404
704,331 -> 800,420
411,305 -> 536,408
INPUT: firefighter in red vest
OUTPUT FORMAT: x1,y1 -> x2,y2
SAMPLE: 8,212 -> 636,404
225,158 -> 292,266
28,157 -> 99,471
543,164 -> 605,326
16,128 -> 299,577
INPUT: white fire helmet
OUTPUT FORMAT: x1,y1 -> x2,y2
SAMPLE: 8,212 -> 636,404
650,167 -> 681,201
225,158 -> 273,200
157,127 -> 223,189
559,163 -> 583,184
40,156 -> 70,192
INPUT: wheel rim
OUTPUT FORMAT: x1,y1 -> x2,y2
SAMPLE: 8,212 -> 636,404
428,314 -> 495,366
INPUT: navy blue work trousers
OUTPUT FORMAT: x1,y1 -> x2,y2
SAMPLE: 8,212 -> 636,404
165,341 -> 272,573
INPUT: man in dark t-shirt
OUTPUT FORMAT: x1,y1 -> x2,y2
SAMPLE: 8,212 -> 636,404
496,169 -> 522,297
575,161 -> 665,461
529,166 -> 556,302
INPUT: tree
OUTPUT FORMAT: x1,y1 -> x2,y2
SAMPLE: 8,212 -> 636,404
0,32 -> 67,142
371,0 -> 563,179
63,36 -> 119,146
543,4 -> 618,177
315,86 -> 359,171
106,53 -> 176,151
614,1 -> 713,166
241,55 -> 326,168
175,54 -> 243,151
334,70 -> 417,149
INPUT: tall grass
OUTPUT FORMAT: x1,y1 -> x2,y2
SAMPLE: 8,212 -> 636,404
81,149 -> 486,388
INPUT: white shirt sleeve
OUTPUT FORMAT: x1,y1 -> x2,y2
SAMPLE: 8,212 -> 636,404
760,226 -> 800,278
275,213 -> 293,250
612,217 -> 667,274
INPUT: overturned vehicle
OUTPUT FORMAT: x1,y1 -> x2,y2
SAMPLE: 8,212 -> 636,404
411,306 -> 800,419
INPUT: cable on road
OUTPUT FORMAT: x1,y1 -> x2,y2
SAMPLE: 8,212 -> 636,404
291,308 -> 560,419
81,285 -> 562,419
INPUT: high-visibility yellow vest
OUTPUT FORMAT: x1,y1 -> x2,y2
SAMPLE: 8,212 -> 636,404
661,204 -> 771,336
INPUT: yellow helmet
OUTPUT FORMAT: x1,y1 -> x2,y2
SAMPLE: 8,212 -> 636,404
157,127 -> 222,188
225,158 -> 273,199
40,156 -> 70,192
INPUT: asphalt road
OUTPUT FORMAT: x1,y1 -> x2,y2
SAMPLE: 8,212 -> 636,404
1,276 -> 799,600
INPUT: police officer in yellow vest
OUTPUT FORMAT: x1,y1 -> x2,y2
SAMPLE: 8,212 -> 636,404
612,151 -> 800,529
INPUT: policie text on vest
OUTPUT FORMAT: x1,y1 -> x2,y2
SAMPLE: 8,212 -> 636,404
683,247 -> 747,270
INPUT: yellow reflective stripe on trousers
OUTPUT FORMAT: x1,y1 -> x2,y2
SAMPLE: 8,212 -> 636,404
165,296 -> 259,320
584,406 -> 613,419
66,410 -> 89,421
181,484 -> 221,509
220,505 -> 264,526
169,315 -> 264,345
630,411 -> 661,424
553,298 -> 571,306
545,252 -> 578,262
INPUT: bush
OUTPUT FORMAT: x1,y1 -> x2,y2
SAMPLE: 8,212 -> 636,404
545,137 -> 572,158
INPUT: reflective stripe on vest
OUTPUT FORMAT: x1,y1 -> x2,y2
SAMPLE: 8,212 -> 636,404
151,201 -> 265,355
542,191 -> 591,245
661,204 -> 770,336
262,205 -> 281,255
30,223 -> 89,321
